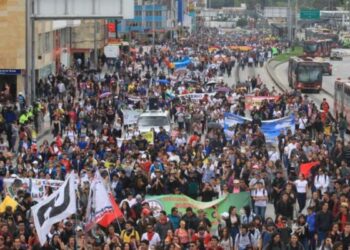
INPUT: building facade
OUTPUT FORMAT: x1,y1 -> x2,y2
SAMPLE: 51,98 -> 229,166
117,4 -> 168,42
0,0 -> 108,100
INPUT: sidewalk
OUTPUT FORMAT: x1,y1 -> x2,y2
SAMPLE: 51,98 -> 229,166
36,113 -> 52,144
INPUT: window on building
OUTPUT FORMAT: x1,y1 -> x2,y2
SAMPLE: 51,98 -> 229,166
45,33 -> 51,53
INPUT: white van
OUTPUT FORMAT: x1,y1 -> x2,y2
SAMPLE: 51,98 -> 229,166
137,110 -> 171,134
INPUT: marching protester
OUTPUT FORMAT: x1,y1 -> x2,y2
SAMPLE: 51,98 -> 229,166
0,27 -> 348,250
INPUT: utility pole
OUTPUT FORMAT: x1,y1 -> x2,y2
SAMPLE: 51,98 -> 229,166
295,0 -> 299,41
26,0 -> 35,105
152,0 -> 155,51
287,0 -> 292,42
94,20 -> 98,69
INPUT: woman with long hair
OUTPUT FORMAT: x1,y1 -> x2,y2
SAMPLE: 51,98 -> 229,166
225,206 -> 240,245
174,220 -> 190,247
291,214 -> 309,250
219,227 -> 233,250
264,232 -> 286,250
294,174 -> 308,213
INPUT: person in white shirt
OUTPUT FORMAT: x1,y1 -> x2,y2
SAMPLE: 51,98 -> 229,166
141,225 -> 161,248
235,224 -> 256,250
252,182 -> 268,220
314,168 -> 330,194
294,174 -> 308,213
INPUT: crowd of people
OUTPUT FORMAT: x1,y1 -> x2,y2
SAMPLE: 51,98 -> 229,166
0,28 -> 348,250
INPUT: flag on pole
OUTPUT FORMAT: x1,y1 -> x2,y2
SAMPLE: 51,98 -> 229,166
85,170 -> 122,231
98,193 -> 124,228
32,174 -> 76,246
300,161 -> 320,178
0,195 -> 18,213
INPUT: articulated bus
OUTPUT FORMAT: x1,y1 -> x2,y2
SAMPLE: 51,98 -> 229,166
334,79 -> 350,127
288,57 -> 323,92
303,39 -> 332,57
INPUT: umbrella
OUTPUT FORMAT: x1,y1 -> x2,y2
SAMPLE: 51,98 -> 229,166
206,80 -> 216,86
99,92 -> 112,98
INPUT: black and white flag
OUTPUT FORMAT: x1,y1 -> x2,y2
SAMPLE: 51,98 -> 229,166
32,174 -> 76,245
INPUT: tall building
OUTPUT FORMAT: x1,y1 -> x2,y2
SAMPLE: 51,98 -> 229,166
0,0 -> 107,100
117,4 -> 169,43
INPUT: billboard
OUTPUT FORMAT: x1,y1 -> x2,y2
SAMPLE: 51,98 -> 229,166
33,0 -> 134,19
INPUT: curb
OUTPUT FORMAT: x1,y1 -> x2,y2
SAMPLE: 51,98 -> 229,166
266,59 -> 287,92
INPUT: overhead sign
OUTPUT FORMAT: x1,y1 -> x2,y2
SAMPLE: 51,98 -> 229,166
300,9 -> 320,20
33,0 -> 134,19
0,69 -> 21,75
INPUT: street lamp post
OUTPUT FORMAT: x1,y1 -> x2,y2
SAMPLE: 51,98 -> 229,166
152,0 -> 155,51
287,0 -> 292,42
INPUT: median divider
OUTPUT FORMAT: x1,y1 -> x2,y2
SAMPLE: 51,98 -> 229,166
266,58 -> 287,92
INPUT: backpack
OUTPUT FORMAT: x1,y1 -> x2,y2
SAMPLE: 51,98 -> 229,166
236,232 -> 253,248
254,189 -> 267,197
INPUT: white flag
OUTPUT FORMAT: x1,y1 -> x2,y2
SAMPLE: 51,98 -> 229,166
32,174 -> 76,245
85,170 -> 113,231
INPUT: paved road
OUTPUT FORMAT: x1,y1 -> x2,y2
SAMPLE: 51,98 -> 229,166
273,58 -> 350,114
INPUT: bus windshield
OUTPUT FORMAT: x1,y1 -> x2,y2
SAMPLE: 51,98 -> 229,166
304,43 -> 318,53
297,65 -> 322,83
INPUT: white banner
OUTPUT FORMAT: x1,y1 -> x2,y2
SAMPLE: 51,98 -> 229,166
122,109 -> 142,125
32,174 -> 76,246
4,178 -> 64,201
178,92 -> 216,102
85,170 -> 113,231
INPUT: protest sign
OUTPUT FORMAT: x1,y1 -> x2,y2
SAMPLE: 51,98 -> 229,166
122,109 -> 143,125
145,192 -> 251,231
244,96 -> 279,110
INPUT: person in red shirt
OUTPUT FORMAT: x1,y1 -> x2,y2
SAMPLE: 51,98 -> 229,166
206,236 -> 224,250
188,132 -> 200,146
191,226 -> 212,248
320,98 -> 330,113
335,203 -> 350,232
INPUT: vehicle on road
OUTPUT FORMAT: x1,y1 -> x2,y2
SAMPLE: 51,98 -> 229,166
288,57 -> 323,92
137,110 -> 171,134
303,39 -> 332,57
330,51 -> 343,61
313,57 -> 332,75
334,79 -> 350,127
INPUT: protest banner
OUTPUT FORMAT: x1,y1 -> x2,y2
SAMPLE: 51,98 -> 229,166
145,192 -> 251,231
223,113 -> 295,142
300,161 -> 320,178
244,96 -> 279,110
4,178 -> 63,201
121,109 -> 143,125
178,93 -> 216,102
